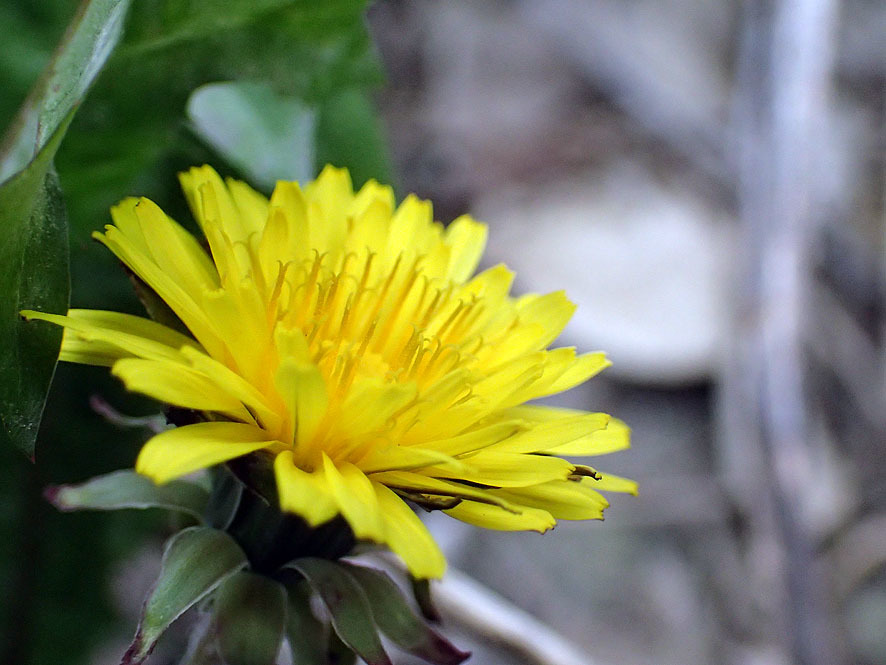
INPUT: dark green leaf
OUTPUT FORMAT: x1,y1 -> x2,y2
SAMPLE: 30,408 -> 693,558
285,558 -> 391,665
46,469 -> 209,521
345,564 -> 469,665
284,580 -> 328,665
214,571 -> 288,665
187,81 -> 316,189
117,1 -> 382,101
0,117 -> 71,459
117,0 -> 294,49
0,0 -> 136,459
122,526 -> 248,665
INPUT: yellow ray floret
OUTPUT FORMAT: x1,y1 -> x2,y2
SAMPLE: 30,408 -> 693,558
21,164 -> 635,579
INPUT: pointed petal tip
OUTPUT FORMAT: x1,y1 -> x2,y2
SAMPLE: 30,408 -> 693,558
119,633 -> 149,665
42,485 -> 61,508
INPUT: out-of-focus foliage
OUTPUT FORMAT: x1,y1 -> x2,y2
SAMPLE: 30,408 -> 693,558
187,81 -> 317,189
56,0 -> 388,246
0,1 -> 392,663
366,2 -> 886,664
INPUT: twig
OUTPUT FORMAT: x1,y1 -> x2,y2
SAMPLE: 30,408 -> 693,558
433,567 -> 604,665
728,1 -> 846,664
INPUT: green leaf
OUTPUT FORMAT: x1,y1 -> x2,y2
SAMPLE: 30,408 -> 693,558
345,564 -> 470,665
214,571 -> 288,665
284,580 -> 328,665
187,81 -> 316,189
0,0 -> 135,459
122,526 -> 248,665
285,558 -> 392,665
46,469 -> 209,521
0,0 -> 133,179
0,118 -> 71,460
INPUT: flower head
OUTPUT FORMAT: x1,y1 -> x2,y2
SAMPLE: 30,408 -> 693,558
25,165 -> 635,578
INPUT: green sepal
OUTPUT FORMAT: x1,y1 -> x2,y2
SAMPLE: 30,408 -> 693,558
214,571 -> 288,665
205,466 -> 245,530
283,558 -> 391,665
121,526 -> 248,665
45,469 -> 209,522
284,579 -> 328,665
344,564 -> 470,665
411,577 -> 441,623
326,630 -> 357,665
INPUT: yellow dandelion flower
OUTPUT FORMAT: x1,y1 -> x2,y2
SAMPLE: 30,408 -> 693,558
24,165 -> 636,579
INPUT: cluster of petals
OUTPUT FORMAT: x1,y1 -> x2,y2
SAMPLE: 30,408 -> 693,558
25,165 -> 635,579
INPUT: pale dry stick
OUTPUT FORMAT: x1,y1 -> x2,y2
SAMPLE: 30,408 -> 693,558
433,567 -> 603,665
760,2 -> 844,664
730,1 -> 846,664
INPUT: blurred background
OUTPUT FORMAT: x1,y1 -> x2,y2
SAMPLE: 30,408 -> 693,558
1,1 -> 884,665
368,2 -> 885,664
